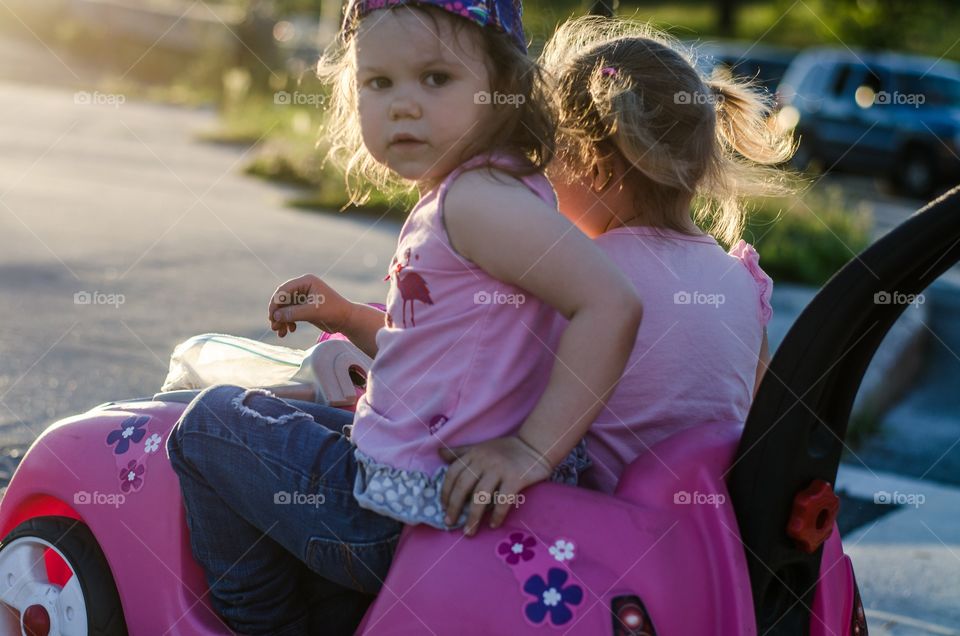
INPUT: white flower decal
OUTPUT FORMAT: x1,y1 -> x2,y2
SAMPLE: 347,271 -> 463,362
542,587 -> 562,607
143,433 -> 162,453
549,539 -> 575,563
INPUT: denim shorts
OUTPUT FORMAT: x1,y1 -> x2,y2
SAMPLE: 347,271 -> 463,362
166,384 -> 404,636
167,384 -> 591,635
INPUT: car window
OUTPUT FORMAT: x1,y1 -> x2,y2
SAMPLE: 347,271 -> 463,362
830,64 -> 853,97
895,73 -> 960,108
843,67 -> 883,95
832,64 -> 890,109
719,57 -> 791,93
796,62 -> 826,95
856,69 -> 884,94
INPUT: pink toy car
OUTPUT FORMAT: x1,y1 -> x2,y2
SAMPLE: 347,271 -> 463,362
4,186 -> 958,635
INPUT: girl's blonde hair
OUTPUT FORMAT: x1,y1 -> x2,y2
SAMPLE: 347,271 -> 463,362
317,5 -> 556,205
540,16 -> 795,245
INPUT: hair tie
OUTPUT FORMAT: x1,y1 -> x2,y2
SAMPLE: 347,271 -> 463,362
601,66 -> 619,77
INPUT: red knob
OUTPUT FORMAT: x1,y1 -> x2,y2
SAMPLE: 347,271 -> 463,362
23,604 -> 51,636
786,479 -> 840,553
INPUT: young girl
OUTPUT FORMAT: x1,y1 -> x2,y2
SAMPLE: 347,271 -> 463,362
166,3 -> 641,634
539,17 -> 794,494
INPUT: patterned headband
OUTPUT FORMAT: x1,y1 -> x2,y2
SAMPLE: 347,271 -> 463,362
343,0 -> 528,53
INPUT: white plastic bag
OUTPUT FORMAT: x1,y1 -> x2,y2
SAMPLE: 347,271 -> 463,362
160,333 -> 373,406
161,334 -> 307,392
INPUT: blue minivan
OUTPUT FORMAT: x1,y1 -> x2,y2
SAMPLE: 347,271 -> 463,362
777,47 -> 960,197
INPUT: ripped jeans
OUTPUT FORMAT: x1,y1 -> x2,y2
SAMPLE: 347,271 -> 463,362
166,384 -> 403,636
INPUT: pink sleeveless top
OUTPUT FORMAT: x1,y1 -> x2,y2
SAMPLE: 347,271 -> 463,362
349,153 -> 590,528
570,227 -> 773,494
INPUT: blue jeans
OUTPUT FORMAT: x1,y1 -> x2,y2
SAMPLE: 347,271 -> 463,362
166,385 -> 403,636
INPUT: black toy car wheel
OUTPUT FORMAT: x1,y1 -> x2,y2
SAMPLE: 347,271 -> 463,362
0,516 -> 127,635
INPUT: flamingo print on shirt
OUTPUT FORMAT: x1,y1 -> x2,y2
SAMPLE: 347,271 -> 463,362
386,248 -> 434,328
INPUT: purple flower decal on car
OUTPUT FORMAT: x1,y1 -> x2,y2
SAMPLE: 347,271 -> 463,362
106,415 -> 149,455
498,532 -> 535,565
119,459 -> 145,493
523,568 -> 583,626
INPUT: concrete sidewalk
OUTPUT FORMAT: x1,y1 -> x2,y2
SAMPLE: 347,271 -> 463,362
837,463 -> 960,635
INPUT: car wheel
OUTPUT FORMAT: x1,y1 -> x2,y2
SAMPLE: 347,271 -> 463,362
0,516 -> 127,635
897,148 -> 937,198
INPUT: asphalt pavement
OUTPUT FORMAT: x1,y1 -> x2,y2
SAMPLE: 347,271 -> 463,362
0,80 -> 400,453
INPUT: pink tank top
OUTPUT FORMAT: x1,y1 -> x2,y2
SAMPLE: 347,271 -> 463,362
572,227 -> 772,494
349,153 -> 590,528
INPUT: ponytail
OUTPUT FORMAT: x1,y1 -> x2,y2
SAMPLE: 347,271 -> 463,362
708,72 -> 794,166
698,70 -> 796,244
542,16 -> 797,246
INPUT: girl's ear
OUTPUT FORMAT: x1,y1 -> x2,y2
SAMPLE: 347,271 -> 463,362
590,141 -> 621,193
591,155 -> 616,193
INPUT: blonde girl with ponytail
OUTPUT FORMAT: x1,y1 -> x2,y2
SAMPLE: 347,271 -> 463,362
540,16 -> 796,494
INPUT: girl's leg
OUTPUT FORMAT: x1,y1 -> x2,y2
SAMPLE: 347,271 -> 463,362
166,385 -> 403,636
303,570 -> 376,634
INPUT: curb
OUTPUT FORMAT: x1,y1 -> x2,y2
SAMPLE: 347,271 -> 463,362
836,463 -> 960,633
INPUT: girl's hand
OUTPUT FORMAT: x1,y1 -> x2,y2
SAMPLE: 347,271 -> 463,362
268,275 -> 351,338
438,435 -> 554,537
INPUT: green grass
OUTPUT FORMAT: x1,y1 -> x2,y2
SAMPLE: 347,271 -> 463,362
742,183 -> 872,286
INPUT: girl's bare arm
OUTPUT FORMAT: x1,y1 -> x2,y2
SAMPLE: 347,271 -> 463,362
337,301 -> 386,359
444,170 -> 642,472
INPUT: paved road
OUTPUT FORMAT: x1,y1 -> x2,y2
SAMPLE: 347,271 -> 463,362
0,80 -> 400,458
